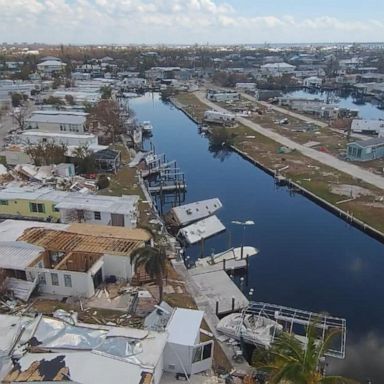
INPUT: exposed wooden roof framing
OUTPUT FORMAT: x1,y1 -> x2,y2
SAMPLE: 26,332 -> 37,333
18,228 -> 143,256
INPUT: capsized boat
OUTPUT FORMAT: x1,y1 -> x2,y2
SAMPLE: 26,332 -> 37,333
217,313 -> 283,348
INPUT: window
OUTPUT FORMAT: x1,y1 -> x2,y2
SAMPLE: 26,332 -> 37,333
192,346 -> 202,363
192,342 -> 213,363
94,211 -> 101,220
52,204 -> 59,212
64,274 -> 72,288
202,343 -> 212,360
0,200 -> 8,205
51,273 -> 59,286
38,272 -> 46,285
30,203 -> 45,213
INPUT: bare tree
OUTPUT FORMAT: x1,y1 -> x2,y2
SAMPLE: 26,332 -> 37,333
89,99 -> 124,144
25,142 -> 67,166
12,107 -> 29,130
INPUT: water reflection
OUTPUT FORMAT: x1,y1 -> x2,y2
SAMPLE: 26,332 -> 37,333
330,333 -> 384,383
283,89 -> 384,120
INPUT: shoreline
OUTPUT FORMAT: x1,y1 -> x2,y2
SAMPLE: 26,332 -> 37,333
170,95 -> 384,245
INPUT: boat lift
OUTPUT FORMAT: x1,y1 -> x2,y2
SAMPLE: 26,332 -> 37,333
241,302 -> 347,359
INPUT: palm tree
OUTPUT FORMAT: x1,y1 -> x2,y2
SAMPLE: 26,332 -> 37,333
252,323 -> 357,384
130,246 -> 167,303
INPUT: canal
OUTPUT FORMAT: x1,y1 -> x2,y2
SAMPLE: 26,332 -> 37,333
129,93 -> 384,382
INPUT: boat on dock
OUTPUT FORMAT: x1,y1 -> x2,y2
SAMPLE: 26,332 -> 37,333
122,92 -> 140,98
217,312 -> 283,348
178,215 -> 226,245
217,302 -> 347,359
166,198 -> 223,227
141,121 -> 153,135
195,246 -> 258,268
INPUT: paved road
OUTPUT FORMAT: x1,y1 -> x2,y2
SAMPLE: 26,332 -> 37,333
195,91 -> 384,190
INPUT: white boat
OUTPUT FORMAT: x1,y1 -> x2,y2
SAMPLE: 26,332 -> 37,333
195,246 -> 258,268
217,313 -> 283,348
218,302 -> 347,359
122,92 -> 139,98
141,121 -> 153,134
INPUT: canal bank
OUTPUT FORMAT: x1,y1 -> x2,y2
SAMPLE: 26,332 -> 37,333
172,94 -> 384,242
130,92 -> 384,382
230,145 -> 384,244
173,91 -> 384,236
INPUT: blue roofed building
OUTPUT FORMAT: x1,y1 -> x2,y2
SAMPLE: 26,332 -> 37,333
346,137 -> 384,162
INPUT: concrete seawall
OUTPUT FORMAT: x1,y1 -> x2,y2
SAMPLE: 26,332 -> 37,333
171,96 -> 384,244
231,145 -> 384,245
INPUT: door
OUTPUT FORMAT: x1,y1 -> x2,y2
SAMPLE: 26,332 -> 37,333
93,268 -> 103,288
111,213 -> 125,227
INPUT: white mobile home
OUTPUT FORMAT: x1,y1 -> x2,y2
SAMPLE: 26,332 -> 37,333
37,60 -> 66,74
261,62 -> 296,76
21,131 -> 98,147
235,82 -> 256,91
207,90 -> 240,102
303,76 -> 323,88
203,110 -> 235,125
56,194 -> 140,228
351,119 -> 384,135
25,111 -> 88,133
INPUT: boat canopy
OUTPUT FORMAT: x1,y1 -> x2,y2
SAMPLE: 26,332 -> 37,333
244,302 -> 346,359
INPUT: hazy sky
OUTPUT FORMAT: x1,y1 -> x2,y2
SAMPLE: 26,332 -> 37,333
1,0 -> 383,45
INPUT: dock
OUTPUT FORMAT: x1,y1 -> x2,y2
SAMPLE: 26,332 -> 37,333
188,258 -> 249,316
172,258 -> 252,374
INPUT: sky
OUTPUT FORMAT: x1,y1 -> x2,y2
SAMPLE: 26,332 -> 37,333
1,0 -> 383,45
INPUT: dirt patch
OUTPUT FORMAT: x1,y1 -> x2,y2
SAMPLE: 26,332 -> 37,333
330,184 -> 375,198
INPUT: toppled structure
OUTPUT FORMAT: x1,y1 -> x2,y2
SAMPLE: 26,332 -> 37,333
167,198 -> 222,227
0,306 -> 213,382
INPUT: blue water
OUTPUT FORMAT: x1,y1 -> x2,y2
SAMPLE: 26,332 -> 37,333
129,93 -> 384,381
284,89 -> 384,120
